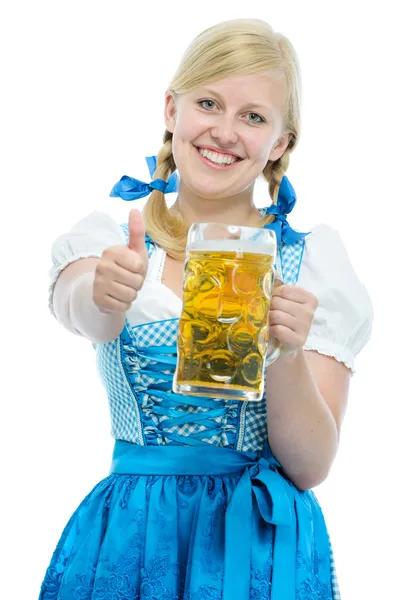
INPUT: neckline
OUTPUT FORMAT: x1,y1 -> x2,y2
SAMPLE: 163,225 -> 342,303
158,248 -> 183,304
146,246 -> 183,305
151,213 -> 280,304
159,279 -> 183,306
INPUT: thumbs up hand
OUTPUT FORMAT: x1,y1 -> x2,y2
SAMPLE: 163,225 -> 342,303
93,209 -> 149,314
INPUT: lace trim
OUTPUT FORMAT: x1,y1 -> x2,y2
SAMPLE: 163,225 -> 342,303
157,249 -> 167,283
304,335 -> 355,374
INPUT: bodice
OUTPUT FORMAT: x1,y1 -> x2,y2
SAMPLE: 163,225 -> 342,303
94,227 -> 305,452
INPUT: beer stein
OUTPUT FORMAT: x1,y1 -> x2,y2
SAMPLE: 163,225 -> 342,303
173,223 -> 282,401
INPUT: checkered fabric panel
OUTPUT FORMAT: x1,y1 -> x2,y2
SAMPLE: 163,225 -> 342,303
329,540 -> 341,600
240,397 -> 268,452
126,318 -> 179,349
123,319 -> 239,447
95,339 -> 143,444
259,207 -> 307,285
280,238 -> 306,285
123,319 -> 179,394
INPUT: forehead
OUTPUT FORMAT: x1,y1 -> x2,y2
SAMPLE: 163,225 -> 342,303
189,73 -> 287,115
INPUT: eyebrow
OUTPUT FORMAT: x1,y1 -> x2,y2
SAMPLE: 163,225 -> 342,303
201,87 -> 275,118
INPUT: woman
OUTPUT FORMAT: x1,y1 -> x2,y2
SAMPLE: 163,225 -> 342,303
40,18 -> 373,599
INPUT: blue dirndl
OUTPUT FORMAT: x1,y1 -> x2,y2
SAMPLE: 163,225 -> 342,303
39,226 -> 341,599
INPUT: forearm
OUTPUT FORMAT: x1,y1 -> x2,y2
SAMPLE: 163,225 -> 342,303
266,348 -> 339,490
54,270 -> 126,344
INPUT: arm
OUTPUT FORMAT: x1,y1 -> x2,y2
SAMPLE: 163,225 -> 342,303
266,347 -> 350,490
52,258 -> 126,344
50,209 -> 148,345
266,224 -> 373,489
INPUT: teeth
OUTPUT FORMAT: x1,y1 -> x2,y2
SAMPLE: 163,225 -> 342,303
198,148 -> 238,165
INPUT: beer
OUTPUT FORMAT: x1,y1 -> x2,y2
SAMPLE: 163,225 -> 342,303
173,236 -> 278,401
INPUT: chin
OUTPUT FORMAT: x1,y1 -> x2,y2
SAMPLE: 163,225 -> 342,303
184,174 -> 243,200
188,183 -> 239,201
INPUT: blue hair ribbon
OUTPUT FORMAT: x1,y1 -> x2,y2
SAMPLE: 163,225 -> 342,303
264,176 -> 310,245
110,160 -> 307,247
110,156 -> 179,201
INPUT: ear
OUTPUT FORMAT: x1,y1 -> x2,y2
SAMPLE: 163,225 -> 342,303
268,133 -> 292,162
164,92 -> 177,133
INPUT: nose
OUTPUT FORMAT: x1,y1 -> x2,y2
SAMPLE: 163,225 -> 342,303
210,114 -> 239,147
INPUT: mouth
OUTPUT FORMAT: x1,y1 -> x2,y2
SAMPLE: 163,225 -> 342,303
194,146 -> 244,170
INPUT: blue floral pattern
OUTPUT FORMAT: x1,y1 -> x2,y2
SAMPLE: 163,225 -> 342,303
39,471 -> 336,599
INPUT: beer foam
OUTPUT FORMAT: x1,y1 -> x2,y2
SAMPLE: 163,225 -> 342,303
189,239 -> 276,257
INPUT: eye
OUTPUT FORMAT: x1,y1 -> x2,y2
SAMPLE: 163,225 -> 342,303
247,113 -> 265,124
199,99 -> 217,110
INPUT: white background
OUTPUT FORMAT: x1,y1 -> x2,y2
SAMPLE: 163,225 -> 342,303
1,1 -> 398,598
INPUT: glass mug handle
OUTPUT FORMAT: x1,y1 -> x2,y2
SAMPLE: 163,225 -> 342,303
265,270 -> 299,366
264,269 -> 283,367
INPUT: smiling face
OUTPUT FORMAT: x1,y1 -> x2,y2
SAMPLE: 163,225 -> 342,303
165,73 -> 291,201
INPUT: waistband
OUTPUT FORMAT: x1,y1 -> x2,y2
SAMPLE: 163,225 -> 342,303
110,440 -> 262,476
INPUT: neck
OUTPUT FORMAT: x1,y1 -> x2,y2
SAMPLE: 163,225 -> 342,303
171,182 -> 263,228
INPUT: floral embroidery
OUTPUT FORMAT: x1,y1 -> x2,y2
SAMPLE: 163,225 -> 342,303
296,577 -> 332,599
186,585 -> 222,599
119,476 -> 139,509
140,556 -> 178,599
296,549 -> 332,599
39,476 -> 336,599
66,573 -> 96,600
39,567 -> 63,599
92,574 -> 134,599
250,531 -> 273,599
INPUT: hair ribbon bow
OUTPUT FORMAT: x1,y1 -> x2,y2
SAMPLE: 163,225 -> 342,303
110,156 -> 179,200
264,176 -> 310,246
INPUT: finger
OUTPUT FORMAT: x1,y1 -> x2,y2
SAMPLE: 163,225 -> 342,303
128,209 -> 146,257
270,324 -> 304,347
114,272 -> 144,291
103,262 -> 144,289
271,295 -> 298,318
98,295 -> 134,314
101,251 -> 146,278
107,280 -> 142,304
269,309 -> 298,331
273,284 -> 318,307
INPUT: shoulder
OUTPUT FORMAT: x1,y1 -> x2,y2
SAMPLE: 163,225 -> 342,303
299,222 -> 368,294
297,223 -> 374,372
302,222 -> 347,254
298,221 -> 371,301
53,210 -> 127,243
50,210 -> 128,259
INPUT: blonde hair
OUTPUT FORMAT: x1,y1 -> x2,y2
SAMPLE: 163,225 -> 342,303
143,19 -> 302,259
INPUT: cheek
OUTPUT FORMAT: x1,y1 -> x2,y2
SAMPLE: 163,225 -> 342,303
174,110 -> 208,143
242,136 -> 271,164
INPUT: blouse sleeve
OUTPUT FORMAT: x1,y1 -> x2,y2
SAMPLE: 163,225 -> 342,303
296,223 -> 374,374
48,211 -> 126,317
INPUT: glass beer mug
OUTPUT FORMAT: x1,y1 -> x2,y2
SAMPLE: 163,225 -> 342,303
172,223 -> 282,402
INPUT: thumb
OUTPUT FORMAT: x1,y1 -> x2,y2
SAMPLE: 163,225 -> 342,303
128,209 -> 147,258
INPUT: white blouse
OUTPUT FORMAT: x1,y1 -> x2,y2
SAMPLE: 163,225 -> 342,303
48,211 -> 374,374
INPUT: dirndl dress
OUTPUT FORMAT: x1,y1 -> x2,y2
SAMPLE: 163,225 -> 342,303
39,226 -> 341,600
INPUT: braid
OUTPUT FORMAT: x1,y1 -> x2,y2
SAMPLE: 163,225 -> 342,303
260,135 -> 296,228
153,130 -> 177,181
143,131 -> 188,259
